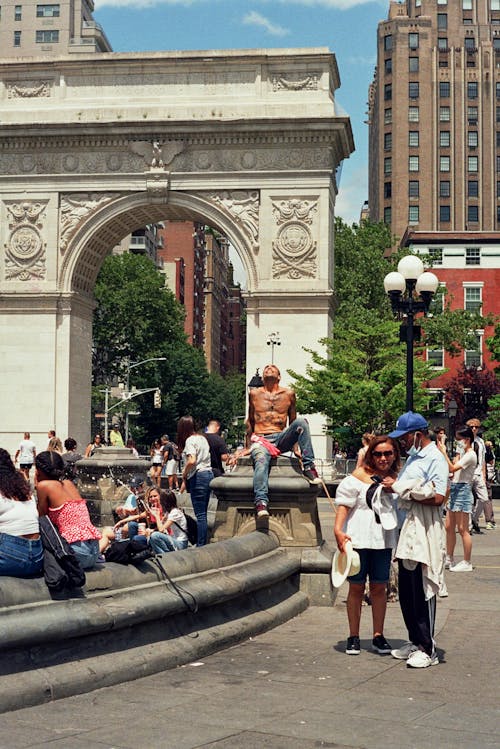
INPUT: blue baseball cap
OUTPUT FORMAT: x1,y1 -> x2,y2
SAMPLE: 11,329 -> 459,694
389,411 -> 429,438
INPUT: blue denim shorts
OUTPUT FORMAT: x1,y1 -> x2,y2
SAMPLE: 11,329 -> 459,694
348,547 -> 392,584
70,539 -> 100,570
449,483 -> 473,513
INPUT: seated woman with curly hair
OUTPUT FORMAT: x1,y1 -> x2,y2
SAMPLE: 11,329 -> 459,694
0,447 -> 43,577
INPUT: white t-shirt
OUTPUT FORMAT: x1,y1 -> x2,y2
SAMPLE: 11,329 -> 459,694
452,448 -> 477,485
183,434 -> 212,479
335,475 -> 398,550
18,439 -> 36,464
168,507 -> 187,543
0,493 -> 39,536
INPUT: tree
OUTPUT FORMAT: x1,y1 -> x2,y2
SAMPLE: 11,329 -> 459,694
443,364 -> 500,424
290,218 -> 493,434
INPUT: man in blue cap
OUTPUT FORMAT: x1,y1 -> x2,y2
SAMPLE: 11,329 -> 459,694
387,411 -> 449,669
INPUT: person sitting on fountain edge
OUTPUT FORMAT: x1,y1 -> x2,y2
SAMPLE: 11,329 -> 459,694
228,364 -> 321,518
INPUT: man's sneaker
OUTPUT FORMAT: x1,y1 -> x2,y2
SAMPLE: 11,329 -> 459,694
486,522 -> 496,530
255,501 -> 269,518
406,650 -> 439,668
444,555 -> 454,569
391,642 -> 419,660
449,559 -> 473,572
471,521 -> 483,535
303,466 -> 321,484
345,636 -> 361,655
372,635 -> 392,654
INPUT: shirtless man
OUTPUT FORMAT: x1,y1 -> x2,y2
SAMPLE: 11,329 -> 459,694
230,364 -> 320,517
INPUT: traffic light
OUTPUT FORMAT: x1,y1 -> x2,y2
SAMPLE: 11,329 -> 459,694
153,388 -> 161,409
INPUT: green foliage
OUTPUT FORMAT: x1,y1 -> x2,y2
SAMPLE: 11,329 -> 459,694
91,254 -> 245,445
444,365 -> 500,425
483,394 -> 500,444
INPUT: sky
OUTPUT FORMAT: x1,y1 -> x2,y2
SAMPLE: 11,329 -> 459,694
93,0 -> 389,281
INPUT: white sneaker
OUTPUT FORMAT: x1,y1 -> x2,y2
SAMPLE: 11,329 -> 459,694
449,560 -> 473,572
444,555 -> 454,569
391,642 -> 419,660
407,650 -> 439,668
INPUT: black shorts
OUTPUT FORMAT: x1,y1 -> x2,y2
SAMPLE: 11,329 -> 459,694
19,463 -> 33,470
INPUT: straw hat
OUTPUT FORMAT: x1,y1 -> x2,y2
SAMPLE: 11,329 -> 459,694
331,541 -> 361,588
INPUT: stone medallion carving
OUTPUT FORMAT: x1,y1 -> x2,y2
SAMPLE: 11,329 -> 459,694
202,191 -> 260,253
4,201 -> 47,281
59,193 -> 118,253
272,198 -> 318,279
6,81 -> 51,98
271,72 -> 320,91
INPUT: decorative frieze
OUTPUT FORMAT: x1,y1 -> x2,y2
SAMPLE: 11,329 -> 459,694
203,191 -> 260,253
271,198 -> 318,279
6,81 -> 51,98
271,72 -> 320,91
59,193 -> 118,254
4,201 -> 47,281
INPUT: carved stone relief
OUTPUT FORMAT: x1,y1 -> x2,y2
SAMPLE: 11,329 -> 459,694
201,191 -> 259,253
6,81 -> 51,98
59,193 -> 118,254
129,140 -> 184,169
271,72 -> 320,91
4,201 -> 48,281
271,198 -> 318,279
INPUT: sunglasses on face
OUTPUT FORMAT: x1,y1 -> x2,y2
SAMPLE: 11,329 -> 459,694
373,450 -> 394,458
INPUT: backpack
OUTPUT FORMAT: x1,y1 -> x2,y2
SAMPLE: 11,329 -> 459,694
173,511 -> 198,546
104,538 -> 154,565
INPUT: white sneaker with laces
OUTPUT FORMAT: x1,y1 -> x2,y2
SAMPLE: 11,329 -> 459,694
406,650 -> 439,668
449,560 -> 473,572
391,642 -> 419,660
444,555 -> 454,569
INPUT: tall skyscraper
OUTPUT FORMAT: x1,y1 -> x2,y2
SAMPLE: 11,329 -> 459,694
368,0 -> 500,241
1,0 -> 112,57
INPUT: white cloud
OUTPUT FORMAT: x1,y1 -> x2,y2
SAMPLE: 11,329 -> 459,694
243,11 -> 289,37
335,163 -> 367,225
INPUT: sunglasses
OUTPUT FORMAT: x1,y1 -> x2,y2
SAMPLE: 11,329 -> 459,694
372,450 -> 394,458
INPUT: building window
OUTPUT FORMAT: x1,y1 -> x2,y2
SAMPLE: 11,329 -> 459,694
465,285 -> 482,310
468,106 -> 478,124
35,29 -> 59,42
466,247 -> 481,265
437,13 -> 448,29
440,156 -> 450,172
468,205 -> 479,223
409,180 -> 419,197
13,30 -> 21,46
440,181 -> 450,197
384,84 -> 392,100
384,207 -> 392,224
409,155 -> 419,172
465,333 -> 482,368
496,83 -> 500,99
409,205 -> 419,224
439,81 -> 450,97
438,38 -> 448,51
440,131 -> 450,147
463,0 -> 473,8
497,155 -> 500,171
409,131 -> 419,147
409,33 -> 419,50
409,82 -> 419,99
409,57 -> 419,72
409,106 -> 419,122
36,4 -> 59,16
497,131 -> 500,147
427,349 -> 444,368
497,106 -> 500,123
384,132 -> 392,150
384,157 -> 392,175
467,81 -> 478,98
493,0 -> 500,10
385,58 -> 392,75
384,107 -> 392,124
440,205 -> 451,222
468,155 -> 478,172
468,180 -> 479,197
465,36 -> 476,50
440,106 -> 451,121
438,0 -> 447,4
384,34 -> 392,51
429,247 -> 443,265
497,180 -> 500,197
468,130 -> 478,148
14,4 -> 21,20
384,182 -> 392,199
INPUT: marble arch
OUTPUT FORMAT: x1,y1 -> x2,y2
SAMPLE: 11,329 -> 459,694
0,48 -> 354,457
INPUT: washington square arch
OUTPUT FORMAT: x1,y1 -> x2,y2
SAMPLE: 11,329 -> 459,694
0,47 -> 353,457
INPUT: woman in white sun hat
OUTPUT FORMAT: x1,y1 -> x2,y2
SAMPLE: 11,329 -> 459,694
334,435 -> 400,656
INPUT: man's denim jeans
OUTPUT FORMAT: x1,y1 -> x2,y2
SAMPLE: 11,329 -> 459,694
251,417 -> 314,505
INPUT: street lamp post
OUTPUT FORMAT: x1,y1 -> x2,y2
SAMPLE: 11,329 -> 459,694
384,255 -> 439,412
124,357 -> 167,441
266,332 -> 281,364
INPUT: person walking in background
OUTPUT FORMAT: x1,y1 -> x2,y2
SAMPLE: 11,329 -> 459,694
150,438 -> 163,487
484,440 -> 497,530
355,433 -> 374,469
14,432 -> 37,482
466,418 -> 489,534
437,426 -> 477,572
177,416 -> 213,546
109,426 -> 124,448
48,436 -> 63,454
126,438 -> 139,457
205,420 -> 229,478
161,435 -> 179,491
62,438 -> 83,482
85,434 -> 103,457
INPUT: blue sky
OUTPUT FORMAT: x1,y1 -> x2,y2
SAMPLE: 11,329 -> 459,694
94,0 -> 388,225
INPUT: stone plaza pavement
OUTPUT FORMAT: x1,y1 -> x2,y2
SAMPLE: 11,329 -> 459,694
0,499 -> 499,749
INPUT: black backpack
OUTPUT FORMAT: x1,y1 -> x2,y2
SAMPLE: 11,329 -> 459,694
173,511 -> 198,546
104,538 -> 154,565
